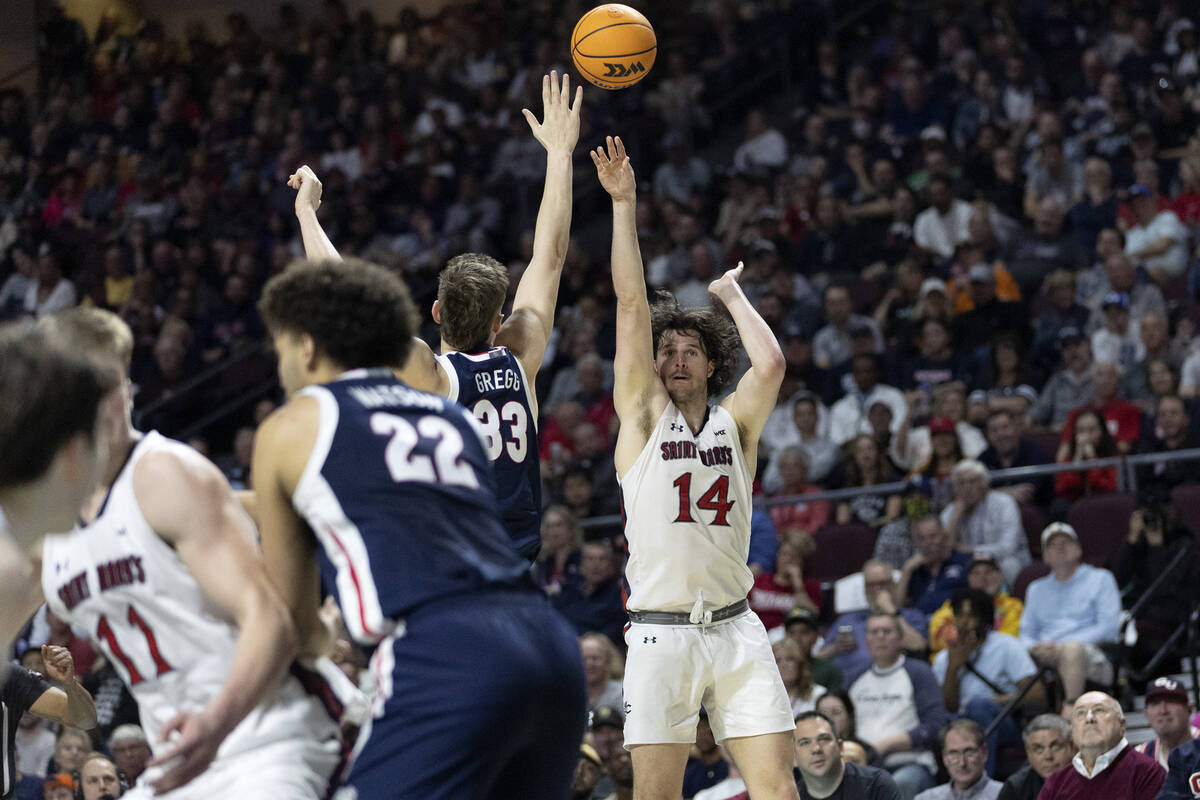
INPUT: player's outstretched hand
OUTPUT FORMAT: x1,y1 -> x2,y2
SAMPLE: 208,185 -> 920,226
590,136 -> 635,203
147,710 -> 223,794
288,165 -> 323,216
40,645 -> 75,683
708,261 -> 745,305
522,70 -> 582,154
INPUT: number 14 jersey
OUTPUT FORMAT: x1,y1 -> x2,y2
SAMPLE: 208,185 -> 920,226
619,402 -> 754,615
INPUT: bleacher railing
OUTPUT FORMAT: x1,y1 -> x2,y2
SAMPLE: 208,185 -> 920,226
579,447 -> 1200,532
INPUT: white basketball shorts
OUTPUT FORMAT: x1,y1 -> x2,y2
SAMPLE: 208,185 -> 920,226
622,610 -> 795,746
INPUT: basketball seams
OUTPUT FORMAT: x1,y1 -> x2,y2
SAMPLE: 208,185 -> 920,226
572,21 -> 655,54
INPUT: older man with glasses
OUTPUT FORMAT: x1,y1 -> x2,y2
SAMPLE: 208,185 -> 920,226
1037,691 -> 1163,799
914,720 -> 1001,800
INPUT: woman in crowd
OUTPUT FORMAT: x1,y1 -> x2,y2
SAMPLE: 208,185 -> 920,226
1053,405 -> 1118,509
750,529 -> 821,630
773,637 -> 827,717
531,505 -> 581,597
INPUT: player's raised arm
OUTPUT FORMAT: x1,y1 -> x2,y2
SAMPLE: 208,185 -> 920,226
496,71 -> 582,376
714,262 -> 785,467
289,165 -> 341,262
133,444 -> 298,794
250,397 -> 336,658
591,136 -> 665,429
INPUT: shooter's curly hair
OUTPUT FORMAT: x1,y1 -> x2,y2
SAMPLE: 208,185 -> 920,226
649,290 -> 740,396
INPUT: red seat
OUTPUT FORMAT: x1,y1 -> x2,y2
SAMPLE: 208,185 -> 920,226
809,524 -> 877,582
1173,485 -> 1200,542
1013,562 -> 1051,601
1067,493 -> 1137,567
1019,503 -> 1047,557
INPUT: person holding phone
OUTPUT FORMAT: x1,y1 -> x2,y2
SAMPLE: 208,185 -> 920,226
933,588 -> 1043,776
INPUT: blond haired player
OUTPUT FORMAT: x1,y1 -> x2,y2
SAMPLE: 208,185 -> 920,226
592,135 -> 799,800
37,308 -> 344,798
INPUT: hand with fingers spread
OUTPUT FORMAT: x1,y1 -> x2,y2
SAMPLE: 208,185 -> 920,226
590,136 -> 636,203
288,165 -> 323,216
522,71 -> 583,154
147,708 -> 224,794
40,644 -> 76,683
708,261 -> 746,306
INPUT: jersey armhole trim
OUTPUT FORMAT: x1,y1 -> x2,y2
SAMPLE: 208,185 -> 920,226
433,354 -> 460,403
295,386 -> 341,501
510,351 -> 539,433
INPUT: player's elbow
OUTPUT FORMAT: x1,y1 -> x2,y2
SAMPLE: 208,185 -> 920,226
756,348 -> 786,383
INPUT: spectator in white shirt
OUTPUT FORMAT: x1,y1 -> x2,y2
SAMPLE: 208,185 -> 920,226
1090,292 -> 1144,373
23,246 -> 76,319
940,460 -> 1031,584
829,354 -> 908,446
1125,184 -> 1189,285
732,108 -> 787,173
1181,350 -> 1200,399
913,176 -> 972,260
814,285 -> 884,369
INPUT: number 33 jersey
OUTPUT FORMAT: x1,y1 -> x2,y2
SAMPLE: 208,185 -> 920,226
619,402 -> 754,615
42,432 -> 338,755
435,347 -> 541,556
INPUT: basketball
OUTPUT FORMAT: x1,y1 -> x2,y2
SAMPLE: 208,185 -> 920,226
571,4 -> 656,90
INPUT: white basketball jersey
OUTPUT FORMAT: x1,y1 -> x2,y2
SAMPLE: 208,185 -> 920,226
620,403 -> 754,614
41,432 -> 338,757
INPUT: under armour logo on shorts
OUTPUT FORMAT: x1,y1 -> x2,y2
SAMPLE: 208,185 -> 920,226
643,636 -> 657,644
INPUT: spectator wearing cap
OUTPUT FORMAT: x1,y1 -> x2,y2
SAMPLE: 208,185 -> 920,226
761,393 -> 839,492
892,390 -> 986,476
1125,184 -> 1190,286
107,724 -> 149,786
913,175 -> 972,261
940,460 -> 1029,585
928,553 -> 1024,658
1150,76 -> 1195,153
899,516 -> 972,619
589,704 -> 627,800
42,773 -> 75,800
997,714 -> 1075,800
933,588 -> 1041,775
1032,270 -> 1092,375
846,611 -> 949,799
1091,292 -> 1143,372
1134,677 -> 1199,770
750,529 -> 821,631
652,132 -> 711,206
785,607 -> 844,693
1029,329 -> 1094,431
1002,196 -> 1087,299
1058,362 -> 1142,454
573,743 -> 604,800
814,285 -> 884,371
1020,523 -> 1122,708
829,356 -> 908,447
949,263 -> 1027,357
1038,690 -> 1164,799
683,710 -> 730,800
978,410 -> 1053,508
1083,252 -> 1166,335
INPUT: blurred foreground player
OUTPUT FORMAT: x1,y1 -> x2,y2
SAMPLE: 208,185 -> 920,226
38,308 -> 342,798
0,327 -> 114,662
252,258 -> 586,798
289,70 -> 582,561
593,135 -> 798,800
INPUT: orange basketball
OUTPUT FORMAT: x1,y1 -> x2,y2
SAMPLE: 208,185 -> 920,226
571,4 -> 656,90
